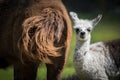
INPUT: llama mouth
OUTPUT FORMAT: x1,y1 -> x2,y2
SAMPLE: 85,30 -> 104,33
80,35 -> 85,39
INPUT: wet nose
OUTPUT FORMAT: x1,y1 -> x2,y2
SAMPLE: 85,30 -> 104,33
80,32 -> 85,36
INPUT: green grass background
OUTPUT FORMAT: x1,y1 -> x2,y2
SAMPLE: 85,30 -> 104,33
0,13 -> 120,80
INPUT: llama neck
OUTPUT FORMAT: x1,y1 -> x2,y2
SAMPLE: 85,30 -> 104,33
75,39 -> 90,56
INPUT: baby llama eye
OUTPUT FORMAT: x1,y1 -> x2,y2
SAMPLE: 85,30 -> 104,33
75,28 -> 79,33
87,28 -> 91,32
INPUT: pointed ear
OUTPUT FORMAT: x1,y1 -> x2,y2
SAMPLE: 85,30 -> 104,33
69,11 -> 79,24
92,14 -> 102,27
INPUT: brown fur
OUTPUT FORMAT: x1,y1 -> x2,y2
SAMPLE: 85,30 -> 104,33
19,8 -> 66,63
0,0 -> 72,80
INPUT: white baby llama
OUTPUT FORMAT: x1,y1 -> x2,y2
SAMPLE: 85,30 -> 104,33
70,12 -> 120,80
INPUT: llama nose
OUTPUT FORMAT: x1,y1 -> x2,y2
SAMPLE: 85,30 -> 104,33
80,32 -> 85,36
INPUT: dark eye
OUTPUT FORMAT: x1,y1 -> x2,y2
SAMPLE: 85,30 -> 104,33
87,28 -> 91,32
75,28 -> 79,33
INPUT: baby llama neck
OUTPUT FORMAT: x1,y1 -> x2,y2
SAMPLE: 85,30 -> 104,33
75,38 -> 91,56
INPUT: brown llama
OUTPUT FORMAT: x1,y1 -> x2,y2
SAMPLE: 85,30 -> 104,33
0,0 -> 72,80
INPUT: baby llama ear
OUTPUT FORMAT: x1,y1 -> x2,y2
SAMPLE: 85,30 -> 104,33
92,14 -> 102,27
69,11 -> 79,24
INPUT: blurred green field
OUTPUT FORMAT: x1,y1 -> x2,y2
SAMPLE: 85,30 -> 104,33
0,13 -> 120,80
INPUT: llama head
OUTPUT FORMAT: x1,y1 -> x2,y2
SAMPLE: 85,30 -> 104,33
70,11 -> 102,41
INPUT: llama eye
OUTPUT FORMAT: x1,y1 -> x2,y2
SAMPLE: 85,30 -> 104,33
87,28 -> 91,32
75,28 -> 79,33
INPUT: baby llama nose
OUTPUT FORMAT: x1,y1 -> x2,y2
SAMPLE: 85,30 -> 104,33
80,31 -> 85,36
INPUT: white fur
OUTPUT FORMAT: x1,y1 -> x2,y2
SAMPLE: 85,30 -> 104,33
70,12 -> 120,80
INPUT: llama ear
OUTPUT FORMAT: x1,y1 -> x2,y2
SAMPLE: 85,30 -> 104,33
92,14 -> 102,27
69,11 -> 79,24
